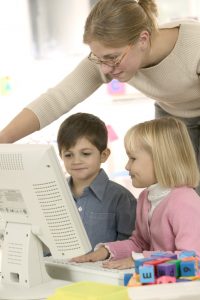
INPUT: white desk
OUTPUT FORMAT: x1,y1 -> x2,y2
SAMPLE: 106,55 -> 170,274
1,249 -> 200,300
128,281 -> 200,300
46,259 -> 200,300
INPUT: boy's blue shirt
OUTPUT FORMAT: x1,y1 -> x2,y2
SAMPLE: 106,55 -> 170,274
68,168 -> 136,249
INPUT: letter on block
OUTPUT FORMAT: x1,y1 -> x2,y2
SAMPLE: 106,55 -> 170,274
139,265 -> 155,284
180,261 -> 196,277
157,263 -> 176,278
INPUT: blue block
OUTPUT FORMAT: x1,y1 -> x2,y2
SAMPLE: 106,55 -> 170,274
139,265 -> 155,283
134,257 -> 154,274
123,273 -> 133,286
180,261 -> 196,277
179,251 -> 196,259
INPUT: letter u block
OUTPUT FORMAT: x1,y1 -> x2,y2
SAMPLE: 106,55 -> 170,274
139,265 -> 155,284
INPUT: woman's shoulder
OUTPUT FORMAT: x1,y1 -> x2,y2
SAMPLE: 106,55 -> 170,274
160,19 -> 200,46
159,19 -> 200,30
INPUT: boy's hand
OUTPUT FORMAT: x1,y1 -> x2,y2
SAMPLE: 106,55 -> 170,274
102,256 -> 134,270
71,246 -> 109,263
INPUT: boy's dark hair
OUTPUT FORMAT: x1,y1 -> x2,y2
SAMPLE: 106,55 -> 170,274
57,112 -> 108,155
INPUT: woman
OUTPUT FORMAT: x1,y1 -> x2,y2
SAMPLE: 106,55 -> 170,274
0,0 -> 200,191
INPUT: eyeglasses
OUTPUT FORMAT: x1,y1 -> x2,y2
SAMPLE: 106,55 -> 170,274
88,45 -> 131,67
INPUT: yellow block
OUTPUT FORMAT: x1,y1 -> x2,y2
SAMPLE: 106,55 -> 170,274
47,281 -> 129,300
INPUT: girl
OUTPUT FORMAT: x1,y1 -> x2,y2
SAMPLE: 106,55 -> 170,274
71,117 -> 200,269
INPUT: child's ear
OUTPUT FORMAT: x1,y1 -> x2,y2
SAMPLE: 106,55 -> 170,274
100,148 -> 110,163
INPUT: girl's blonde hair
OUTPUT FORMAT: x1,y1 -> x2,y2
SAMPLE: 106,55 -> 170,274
124,117 -> 200,188
84,0 -> 158,47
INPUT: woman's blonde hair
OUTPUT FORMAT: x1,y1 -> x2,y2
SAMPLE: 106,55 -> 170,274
124,117 -> 200,188
84,0 -> 158,47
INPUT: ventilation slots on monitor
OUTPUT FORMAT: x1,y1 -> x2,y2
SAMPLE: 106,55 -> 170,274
0,144 -> 92,299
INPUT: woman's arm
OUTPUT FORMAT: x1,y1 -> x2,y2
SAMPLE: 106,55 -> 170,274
0,58 -> 106,143
0,108 -> 40,143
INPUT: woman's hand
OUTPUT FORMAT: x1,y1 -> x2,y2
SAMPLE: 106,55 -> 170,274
102,256 -> 134,270
71,246 -> 109,263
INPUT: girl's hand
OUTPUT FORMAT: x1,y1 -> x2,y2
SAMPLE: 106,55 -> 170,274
102,256 -> 134,270
70,246 -> 109,263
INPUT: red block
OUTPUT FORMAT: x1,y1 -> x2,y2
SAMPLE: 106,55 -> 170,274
156,276 -> 176,284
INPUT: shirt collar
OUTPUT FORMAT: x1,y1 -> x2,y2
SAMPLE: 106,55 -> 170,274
90,169 -> 109,201
68,168 -> 109,202
147,183 -> 171,203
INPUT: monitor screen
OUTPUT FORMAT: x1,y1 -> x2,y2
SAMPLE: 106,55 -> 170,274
0,144 -> 92,299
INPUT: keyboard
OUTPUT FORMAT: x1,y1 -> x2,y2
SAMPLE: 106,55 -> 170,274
44,256 -> 134,286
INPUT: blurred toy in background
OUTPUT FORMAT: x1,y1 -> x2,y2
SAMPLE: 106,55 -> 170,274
107,79 -> 126,96
0,76 -> 12,95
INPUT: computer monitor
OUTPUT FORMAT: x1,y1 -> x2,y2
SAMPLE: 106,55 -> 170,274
0,144 -> 92,299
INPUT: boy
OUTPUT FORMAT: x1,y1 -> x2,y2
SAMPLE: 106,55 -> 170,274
57,112 -> 137,249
